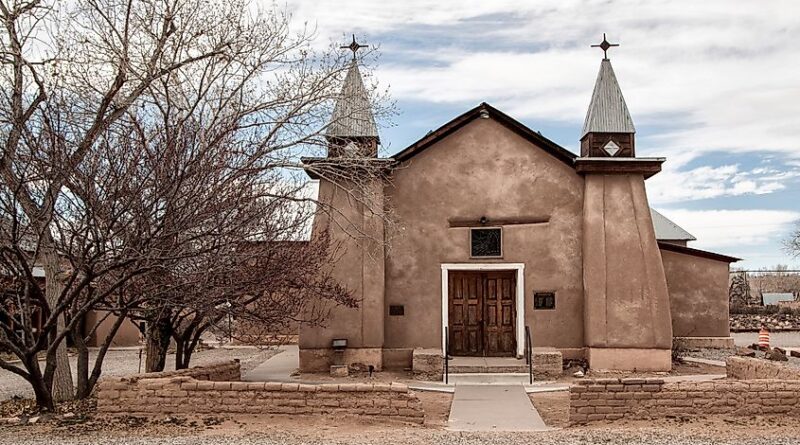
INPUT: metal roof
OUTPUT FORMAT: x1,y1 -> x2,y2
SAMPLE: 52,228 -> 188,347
326,59 -> 379,140
651,208 -> 696,241
581,59 -> 635,137
762,293 -> 795,306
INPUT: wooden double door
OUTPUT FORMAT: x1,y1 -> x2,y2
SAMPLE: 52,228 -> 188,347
448,271 -> 516,356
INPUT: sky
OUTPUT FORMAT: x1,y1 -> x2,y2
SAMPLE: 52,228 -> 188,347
284,0 -> 800,269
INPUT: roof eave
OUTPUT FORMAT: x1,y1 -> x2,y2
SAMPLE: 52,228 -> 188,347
393,102 -> 578,167
657,241 -> 741,263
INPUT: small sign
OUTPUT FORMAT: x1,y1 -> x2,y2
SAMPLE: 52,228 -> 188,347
534,292 -> 555,310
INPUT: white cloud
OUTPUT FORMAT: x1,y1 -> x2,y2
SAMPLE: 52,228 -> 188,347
657,208 -> 800,250
283,0 -> 800,162
647,163 -> 800,204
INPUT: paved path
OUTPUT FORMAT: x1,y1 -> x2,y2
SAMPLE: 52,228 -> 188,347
242,345 -> 297,382
447,385 -> 549,432
682,356 -> 726,367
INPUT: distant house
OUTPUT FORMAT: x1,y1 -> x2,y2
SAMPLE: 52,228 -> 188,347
650,209 -> 696,247
762,292 -> 795,306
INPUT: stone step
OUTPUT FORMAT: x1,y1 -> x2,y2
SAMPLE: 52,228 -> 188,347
445,373 -> 534,385
448,363 -> 529,374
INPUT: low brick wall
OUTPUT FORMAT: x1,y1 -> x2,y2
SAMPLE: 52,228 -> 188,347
97,362 -> 424,423
121,360 -> 242,382
569,378 -> 800,424
726,356 -> 800,380
532,349 -> 563,378
412,348 -> 443,380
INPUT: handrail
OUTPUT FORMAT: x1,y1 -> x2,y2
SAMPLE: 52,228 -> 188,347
444,326 -> 450,384
525,325 -> 533,384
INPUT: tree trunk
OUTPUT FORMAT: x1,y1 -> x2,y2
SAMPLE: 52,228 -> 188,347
25,356 -> 54,411
174,335 -> 196,370
174,337 -> 184,370
78,310 -> 128,398
72,320 -> 90,399
145,315 -> 172,372
43,252 -> 74,402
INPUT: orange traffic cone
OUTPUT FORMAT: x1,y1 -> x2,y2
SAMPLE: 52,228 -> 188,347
758,326 -> 770,350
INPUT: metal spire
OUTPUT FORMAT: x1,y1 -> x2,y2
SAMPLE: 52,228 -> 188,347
591,33 -> 619,60
341,34 -> 368,59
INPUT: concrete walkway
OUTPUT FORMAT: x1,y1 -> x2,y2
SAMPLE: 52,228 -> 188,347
242,345 -> 298,382
447,385 -> 550,432
683,356 -> 726,367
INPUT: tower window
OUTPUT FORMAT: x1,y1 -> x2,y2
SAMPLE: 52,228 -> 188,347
470,228 -> 502,257
603,140 -> 620,156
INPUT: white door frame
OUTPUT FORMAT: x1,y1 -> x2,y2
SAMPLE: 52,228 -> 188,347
440,263 -> 525,357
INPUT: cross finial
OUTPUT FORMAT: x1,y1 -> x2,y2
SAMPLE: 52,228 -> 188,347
341,34 -> 368,59
591,33 -> 619,60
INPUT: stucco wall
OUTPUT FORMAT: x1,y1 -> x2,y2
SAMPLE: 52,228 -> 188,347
85,311 -> 141,347
298,177 -> 385,364
661,248 -> 730,338
384,118 -> 585,356
582,174 -> 672,353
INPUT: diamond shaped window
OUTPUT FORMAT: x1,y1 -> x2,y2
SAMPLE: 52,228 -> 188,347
603,140 -> 620,156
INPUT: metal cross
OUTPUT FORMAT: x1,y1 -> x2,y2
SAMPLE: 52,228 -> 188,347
341,34 -> 368,59
591,33 -> 619,60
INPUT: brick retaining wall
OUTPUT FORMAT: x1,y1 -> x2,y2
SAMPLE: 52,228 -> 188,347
97,361 -> 424,423
726,356 -> 800,380
118,360 -> 243,382
569,378 -> 800,424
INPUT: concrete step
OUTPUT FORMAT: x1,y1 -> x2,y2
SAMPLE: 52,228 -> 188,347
446,372 -> 534,385
447,357 -> 531,374
448,364 -> 529,373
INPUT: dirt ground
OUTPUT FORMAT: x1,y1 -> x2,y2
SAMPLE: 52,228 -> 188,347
530,391 -> 570,428
3,407 -> 800,444
415,391 -> 452,427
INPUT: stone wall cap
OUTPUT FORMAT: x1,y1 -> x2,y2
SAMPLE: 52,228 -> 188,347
390,382 -> 408,392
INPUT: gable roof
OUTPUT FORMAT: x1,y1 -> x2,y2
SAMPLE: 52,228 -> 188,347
582,59 -> 635,137
657,241 -> 740,263
651,208 -> 696,242
393,102 -> 577,166
326,59 -> 379,140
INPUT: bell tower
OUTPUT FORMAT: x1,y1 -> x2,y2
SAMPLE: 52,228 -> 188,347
299,35 -> 386,374
325,35 -> 380,157
578,34 -> 673,372
580,34 -> 636,158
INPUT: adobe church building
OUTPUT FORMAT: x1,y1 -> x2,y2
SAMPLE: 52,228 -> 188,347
300,37 -> 739,374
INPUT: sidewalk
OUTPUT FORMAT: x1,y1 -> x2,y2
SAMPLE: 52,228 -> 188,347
242,345 -> 297,381
447,385 -> 550,431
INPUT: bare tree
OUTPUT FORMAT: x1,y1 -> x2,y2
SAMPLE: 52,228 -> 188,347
0,0 -> 390,410
787,223 -> 800,258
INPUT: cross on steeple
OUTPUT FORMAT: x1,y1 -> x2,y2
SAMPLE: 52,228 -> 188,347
341,34 -> 368,59
591,33 -> 619,60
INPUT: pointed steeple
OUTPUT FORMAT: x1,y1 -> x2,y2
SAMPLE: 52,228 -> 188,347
580,34 -> 636,157
326,35 -> 379,157
582,59 -> 635,138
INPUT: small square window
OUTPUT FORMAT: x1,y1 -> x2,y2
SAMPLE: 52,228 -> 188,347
470,228 -> 502,257
534,292 -> 555,310
389,305 -> 404,316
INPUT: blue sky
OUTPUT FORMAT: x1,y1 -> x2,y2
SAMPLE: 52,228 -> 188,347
286,0 -> 800,269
